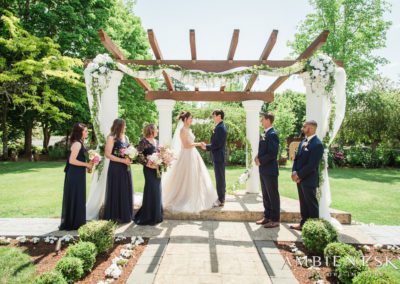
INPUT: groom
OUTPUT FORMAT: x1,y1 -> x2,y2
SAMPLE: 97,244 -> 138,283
201,109 -> 227,206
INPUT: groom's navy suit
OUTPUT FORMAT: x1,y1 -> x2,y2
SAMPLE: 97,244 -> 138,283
257,128 -> 280,222
206,121 -> 227,203
292,135 -> 324,226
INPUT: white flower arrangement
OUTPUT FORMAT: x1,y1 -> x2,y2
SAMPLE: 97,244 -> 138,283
373,243 -> 383,251
31,237 -> 40,244
115,235 -> 127,243
238,170 -> 250,185
301,53 -> 336,95
105,263 -> 122,279
86,54 -> 115,78
120,249 -> 133,259
16,236 -> 27,244
44,236 -> 58,244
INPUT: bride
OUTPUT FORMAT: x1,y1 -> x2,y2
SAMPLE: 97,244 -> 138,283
162,111 -> 218,213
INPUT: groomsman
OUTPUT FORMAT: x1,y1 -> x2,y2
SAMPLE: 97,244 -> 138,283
290,120 -> 324,231
255,112 -> 280,228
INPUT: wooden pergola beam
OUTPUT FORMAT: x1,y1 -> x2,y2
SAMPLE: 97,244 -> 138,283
98,29 -> 151,91
147,29 -> 174,91
227,29 -> 240,61
190,29 -> 197,60
98,29 -> 126,60
245,29 -> 278,91
266,30 -> 330,93
146,91 -> 274,102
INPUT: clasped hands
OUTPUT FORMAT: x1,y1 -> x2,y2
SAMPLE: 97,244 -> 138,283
291,171 -> 301,184
197,142 -> 207,150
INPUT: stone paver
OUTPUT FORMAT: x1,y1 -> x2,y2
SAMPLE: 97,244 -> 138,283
153,221 -> 272,284
126,237 -> 168,284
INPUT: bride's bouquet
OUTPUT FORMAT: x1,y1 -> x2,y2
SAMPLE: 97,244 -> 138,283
87,150 -> 101,173
147,146 -> 175,177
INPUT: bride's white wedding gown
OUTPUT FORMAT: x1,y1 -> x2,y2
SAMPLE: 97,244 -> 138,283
162,128 -> 218,213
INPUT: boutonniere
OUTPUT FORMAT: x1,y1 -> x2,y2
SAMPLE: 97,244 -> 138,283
302,142 -> 309,151
260,133 -> 266,141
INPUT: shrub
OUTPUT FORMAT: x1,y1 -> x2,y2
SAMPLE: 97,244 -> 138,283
66,241 -> 97,273
78,220 -> 116,254
34,270 -> 67,284
48,145 -> 68,160
353,269 -> 397,284
324,242 -> 361,268
378,259 -> 400,282
336,256 -> 368,284
302,219 -> 338,255
55,256 -> 84,283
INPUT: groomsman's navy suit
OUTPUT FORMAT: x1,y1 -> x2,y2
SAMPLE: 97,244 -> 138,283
292,135 -> 324,226
206,121 -> 227,203
257,128 -> 280,222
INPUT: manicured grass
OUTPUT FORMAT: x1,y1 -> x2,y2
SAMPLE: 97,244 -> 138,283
0,247 -> 35,284
0,161 -> 399,225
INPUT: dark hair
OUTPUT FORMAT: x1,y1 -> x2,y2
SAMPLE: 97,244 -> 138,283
178,111 -> 192,122
143,123 -> 157,138
110,118 -> 126,138
262,112 -> 275,123
69,123 -> 87,147
212,109 -> 224,119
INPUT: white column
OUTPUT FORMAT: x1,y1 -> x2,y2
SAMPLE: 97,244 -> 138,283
242,100 -> 264,193
85,70 -> 124,220
155,99 -> 176,146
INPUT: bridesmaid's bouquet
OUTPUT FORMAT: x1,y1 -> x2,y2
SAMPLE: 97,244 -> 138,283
119,146 -> 138,171
87,150 -> 101,173
147,146 -> 175,177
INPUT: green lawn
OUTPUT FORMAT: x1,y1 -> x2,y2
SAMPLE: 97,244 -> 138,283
0,161 -> 399,225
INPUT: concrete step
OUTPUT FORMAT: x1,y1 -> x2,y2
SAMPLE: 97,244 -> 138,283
161,192 -> 351,224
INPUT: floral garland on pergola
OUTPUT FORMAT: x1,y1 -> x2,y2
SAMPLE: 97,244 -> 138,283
85,53 -> 337,180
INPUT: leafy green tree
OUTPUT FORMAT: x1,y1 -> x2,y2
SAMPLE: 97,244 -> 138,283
337,77 -> 400,149
288,0 -> 391,93
0,11 -> 82,158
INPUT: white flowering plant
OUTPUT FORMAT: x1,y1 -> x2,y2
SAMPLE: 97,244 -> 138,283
303,53 -> 336,94
44,236 -> 58,244
16,236 -> 27,244
105,263 -> 122,279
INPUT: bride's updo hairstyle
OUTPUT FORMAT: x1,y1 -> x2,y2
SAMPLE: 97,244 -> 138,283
178,111 -> 192,122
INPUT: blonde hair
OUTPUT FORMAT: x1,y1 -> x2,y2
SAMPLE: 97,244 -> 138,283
143,123 -> 157,138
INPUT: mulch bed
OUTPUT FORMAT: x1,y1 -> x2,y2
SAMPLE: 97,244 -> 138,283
276,241 -> 400,284
7,238 -> 148,284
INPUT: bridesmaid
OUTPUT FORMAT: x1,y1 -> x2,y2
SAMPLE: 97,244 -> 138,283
60,123 -> 93,231
103,119 -> 134,223
134,124 -> 163,225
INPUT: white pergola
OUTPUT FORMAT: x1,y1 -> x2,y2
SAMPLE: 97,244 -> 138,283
84,29 -> 346,228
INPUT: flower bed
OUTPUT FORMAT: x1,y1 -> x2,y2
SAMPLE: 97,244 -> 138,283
0,236 -> 147,284
276,241 -> 400,284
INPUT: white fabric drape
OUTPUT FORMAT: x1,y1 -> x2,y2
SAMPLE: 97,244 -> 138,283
84,70 -> 124,220
302,67 -> 347,230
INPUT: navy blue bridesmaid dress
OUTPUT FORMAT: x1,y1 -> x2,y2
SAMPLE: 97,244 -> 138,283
103,136 -> 134,223
59,142 -> 87,231
134,138 -> 163,225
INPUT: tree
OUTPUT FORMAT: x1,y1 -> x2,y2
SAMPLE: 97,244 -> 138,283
0,11 -> 82,158
288,0 -> 391,93
337,76 -> 400,149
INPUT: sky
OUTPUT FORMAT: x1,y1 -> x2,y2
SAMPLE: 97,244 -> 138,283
134,0 -> 399,93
